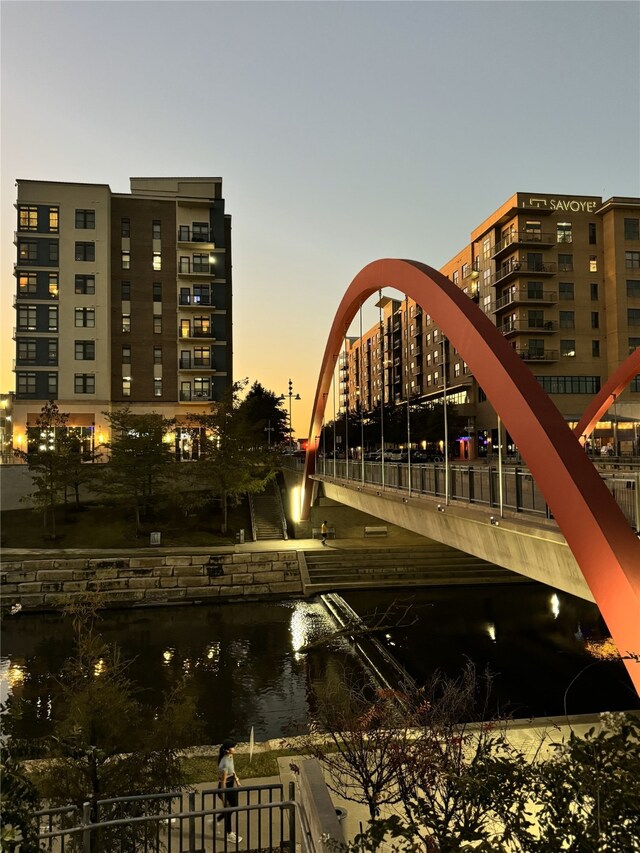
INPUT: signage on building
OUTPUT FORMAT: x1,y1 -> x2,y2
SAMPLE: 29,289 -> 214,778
525,196 -> 599,213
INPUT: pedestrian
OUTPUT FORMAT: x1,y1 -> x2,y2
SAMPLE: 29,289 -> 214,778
321,520 -> 328,546
216,738 -> 242,843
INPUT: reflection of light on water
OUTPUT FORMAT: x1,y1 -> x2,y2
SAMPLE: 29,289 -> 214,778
550,594 -> 560,619
1,661 -> 27,689
486,623 -> 497,642
163,648 -> 175,665
289,600 -> 339,660
93,658 -> 106,677
585,638 -> 620,660
207,643 -> 220,660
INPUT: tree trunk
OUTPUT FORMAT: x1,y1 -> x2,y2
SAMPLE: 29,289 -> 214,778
221,491 -> 228,533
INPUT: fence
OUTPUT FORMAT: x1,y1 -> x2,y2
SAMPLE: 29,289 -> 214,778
34,783 -> 308,853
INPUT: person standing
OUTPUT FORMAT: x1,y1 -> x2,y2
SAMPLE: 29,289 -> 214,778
216,739 -> 242,843
321,520 -> 328,546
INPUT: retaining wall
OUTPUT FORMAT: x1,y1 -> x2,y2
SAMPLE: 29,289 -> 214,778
0,551 -> 304,611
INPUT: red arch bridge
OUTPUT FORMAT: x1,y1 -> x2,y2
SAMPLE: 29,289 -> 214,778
297,259 -> 640,695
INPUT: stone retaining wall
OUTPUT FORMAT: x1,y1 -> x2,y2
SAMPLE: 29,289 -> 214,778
0,551 -> 304,611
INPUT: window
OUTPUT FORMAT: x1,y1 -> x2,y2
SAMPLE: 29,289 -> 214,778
153,316 -> 162,334
122,314 -> 131,333
478,387 -> 487,403
152,252 -> 162,271
590,282 -> 599,301
632,375 -> 640,393
527,339 -> 545,358
154,379 -> 163,397
121,281 -> 131,301
48,274 -> 58,298
48,306 -> 58,331
192,253 -> 210,273
588,223 -> 597,244
18,273 -> 37,294
558,253 -> 573,272
627,280 -> 640,298
122,251 -> 130,270
557,222 -> 572,243
462,263 -> 470,279
18,306 -> 36,330
75,209 -> 95,229
17,372 -> 37,395
18,206 -> 38,230
18,241 -> 38,262
74,374 -> 95,394
560,340 -> 576,357
483,238 -> 491,261
528,310 -> 544,329
153,346 -> 162,364
536,375 -> 600,395
525,220 -> 541,238
48,373 -> 58,396
122,344 -> 131,364
122,378 -> 131,398
194,378 -> 210,398
75,242 -> 95,262
152,220 -> 161,240
48,242 -> 58,264
180,320 -> 191,338
193,284 -> 210,304
560,311 -> 575,329
75,275 -> 95,295
591,312 -> 599,329
194,346 -> 210,366
192,222 -> 209,241
624,218 -> 639,240
626,251 -> 640,268
629,337 -> 640,352
589,255 -> 598,273
193,317 -> 211,337
17,340 -> 36,362
152,282 -> 162,302
48,340 -> 58,364
559,281 -> 574,300
75,341 -> 95,360
628,309 -> 640,326
592,340 -> 600,357
527,281 -> 543,299
452,271 -> 459,285
75,308 -> 95,328
121,218 -> 130,237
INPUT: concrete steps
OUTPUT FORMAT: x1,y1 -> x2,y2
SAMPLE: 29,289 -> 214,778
302,546 -> 528,591
251,486 -> 286,541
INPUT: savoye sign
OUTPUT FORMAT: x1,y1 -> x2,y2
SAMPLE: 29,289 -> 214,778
525,196 -> 599,213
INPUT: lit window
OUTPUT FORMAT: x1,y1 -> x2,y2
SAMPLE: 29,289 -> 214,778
626,251 -> 640,269
152,252 -> 162,271
49,208 -> 59,232
122,251 -> 130,270
560,340 -> 576,358
18,273 -> 37,294
557,222 -> 572,243
122,314 -> 131,333
18,241 -> 38,262
153,316 -> 162,334
75,308 -> 95,328
122,378 -> 131,397
154,378 -> 163,397
589,255 -> 598,273
48,274 -> 59,298
18,206 -> 38,231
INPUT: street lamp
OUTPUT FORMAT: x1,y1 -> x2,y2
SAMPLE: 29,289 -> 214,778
281,379 -> 301,451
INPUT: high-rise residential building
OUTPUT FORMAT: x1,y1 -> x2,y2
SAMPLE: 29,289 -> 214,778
12,177 -> 232,458
341,192 -> 640,458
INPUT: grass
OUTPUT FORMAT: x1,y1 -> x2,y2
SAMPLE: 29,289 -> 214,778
0,502 -> 251,551
180,749 -> 303,784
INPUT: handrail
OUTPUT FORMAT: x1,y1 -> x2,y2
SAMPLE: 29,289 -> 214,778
248,491 -> 258,541
273,476 -> 289,540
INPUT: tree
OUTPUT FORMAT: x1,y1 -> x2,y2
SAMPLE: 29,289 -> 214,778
25,597 -> 202,852
236,381 -> 288,447
101,407 -> 175,532
0,719 -> 42,853
16,401 -> 70,538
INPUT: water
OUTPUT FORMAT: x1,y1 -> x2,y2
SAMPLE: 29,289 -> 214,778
2,585 -> 638,746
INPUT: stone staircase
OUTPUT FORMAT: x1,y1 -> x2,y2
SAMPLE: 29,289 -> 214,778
250,483 -> 287,541
301,546 -> 529,593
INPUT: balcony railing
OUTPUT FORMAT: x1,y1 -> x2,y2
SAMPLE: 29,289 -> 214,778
178,260 -> 215,275
514,349 -> 558,362
177,227 -> 214,244
178,294 -> 212,306
179,357 -> 212,369
491,231 -> 556,258
180,390 -> 213,401
498,319 -> 557,335
494,260 -> 557,285
179,327 -> 215,339
492,289 -> 558,312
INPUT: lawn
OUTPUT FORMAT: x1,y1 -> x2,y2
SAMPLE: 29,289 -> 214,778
0,502 -> 251,551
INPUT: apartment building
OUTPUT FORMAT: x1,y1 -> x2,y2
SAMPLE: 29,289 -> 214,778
342,192 -> 640,458
12,177 -> 232,457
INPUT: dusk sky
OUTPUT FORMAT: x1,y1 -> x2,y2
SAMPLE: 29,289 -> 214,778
2,1 -> 639,439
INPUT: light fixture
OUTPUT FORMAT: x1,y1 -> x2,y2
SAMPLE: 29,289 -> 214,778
490,516 -> 499,526
437,504 -> 444,512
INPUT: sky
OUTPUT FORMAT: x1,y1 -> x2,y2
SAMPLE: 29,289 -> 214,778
1,0 -> 639,440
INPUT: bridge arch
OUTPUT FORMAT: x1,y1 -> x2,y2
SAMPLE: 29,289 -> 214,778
301,259 -> 640,693
574,346 -> 640,445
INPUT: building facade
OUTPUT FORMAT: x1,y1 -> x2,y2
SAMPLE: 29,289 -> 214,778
341,192 -> 640,458
12,177 -> 232,457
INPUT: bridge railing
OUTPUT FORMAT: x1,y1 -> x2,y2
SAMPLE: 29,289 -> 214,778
315,459 -> 640,529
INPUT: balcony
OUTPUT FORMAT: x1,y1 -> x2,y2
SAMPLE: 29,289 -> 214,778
178,259 -> 215,276
514,349 -> 558,362
178,326 -> 215,340
498,319 -> 558,337
492,289 -> 558,313
180,390 -> 213,402
178,294 -> 213,307
494,260 -> 557,286
491,231 -> 555,261
179,357 -> 213,370
177,227 -> 214,246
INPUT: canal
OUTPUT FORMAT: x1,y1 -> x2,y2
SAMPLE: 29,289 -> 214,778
2,582 -> 638,747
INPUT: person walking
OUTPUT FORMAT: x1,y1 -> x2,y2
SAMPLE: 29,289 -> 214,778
320,520 -> 328,546
216,738 -> 242,843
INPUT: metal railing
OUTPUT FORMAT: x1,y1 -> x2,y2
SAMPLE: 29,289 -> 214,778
34,783 -> 306,853
314,458 -> 640,529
